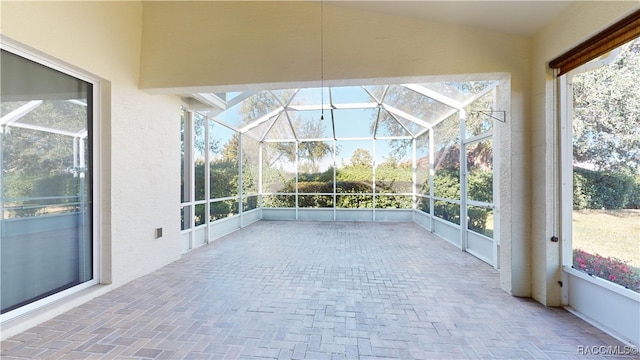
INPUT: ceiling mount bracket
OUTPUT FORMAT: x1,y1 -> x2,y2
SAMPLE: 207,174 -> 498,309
470,110 -> 506,123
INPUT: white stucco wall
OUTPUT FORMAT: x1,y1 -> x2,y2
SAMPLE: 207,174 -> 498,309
1,1 -> 182,335
530,1 -> 639,306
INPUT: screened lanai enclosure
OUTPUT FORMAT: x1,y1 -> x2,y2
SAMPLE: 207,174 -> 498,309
180,78 -> 508,267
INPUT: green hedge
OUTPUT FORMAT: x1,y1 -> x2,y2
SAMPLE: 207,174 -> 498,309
263,181 -> 409,208
205,161 -> 494,232
573,168 -> 639,210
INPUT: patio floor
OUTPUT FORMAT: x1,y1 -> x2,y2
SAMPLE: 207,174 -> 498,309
0,221 -> 634,359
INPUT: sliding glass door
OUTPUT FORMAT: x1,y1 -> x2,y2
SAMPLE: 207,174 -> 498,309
1,49 -> 94,314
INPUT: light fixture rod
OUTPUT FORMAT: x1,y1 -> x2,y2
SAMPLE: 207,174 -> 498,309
320,0 -> 324,120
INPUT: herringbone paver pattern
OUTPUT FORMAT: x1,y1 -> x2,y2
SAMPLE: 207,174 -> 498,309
1,221 -> 635,359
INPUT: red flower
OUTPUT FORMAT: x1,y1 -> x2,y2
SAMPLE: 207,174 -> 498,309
609,274 -> 616,281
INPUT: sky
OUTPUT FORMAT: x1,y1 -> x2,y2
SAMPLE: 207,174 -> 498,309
209,85 -> 429,167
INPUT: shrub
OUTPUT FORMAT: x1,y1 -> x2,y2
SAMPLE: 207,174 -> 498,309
375,194 -> 412,209
262,194 -> 295,208
573,168 -> 637,210
210,160 -> 239,198
467,170 -> 493,203
434,201 -> 460,225
210,200 -> 239,221
627,174 -> 640,209
433,168 -> 460,199
467,206 -> 491,237
573,249 -> 640,292
298,181 -> 333,194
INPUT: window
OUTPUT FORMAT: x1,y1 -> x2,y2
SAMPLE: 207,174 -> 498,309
209,121 -> 239,221
433,114 -> 461,224
336,140 -> 373,209
193,113 -> 206,227
415,132 -> 430,213
261,141 -> 296,208
180,109 -> 191,230
375,139 -> 413,209
562,37 -> 640,292
298,140 -> 334,208
1,48 -> 96,314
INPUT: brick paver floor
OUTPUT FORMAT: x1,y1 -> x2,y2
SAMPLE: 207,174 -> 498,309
1,221 -> 635,359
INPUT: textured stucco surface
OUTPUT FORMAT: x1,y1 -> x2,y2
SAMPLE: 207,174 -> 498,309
1,1 -> 182,338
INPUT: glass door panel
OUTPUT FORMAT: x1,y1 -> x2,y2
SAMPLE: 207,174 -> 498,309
1,49 -> 93,313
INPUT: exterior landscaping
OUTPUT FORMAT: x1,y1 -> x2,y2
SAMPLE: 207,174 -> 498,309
569,38 -> 640,293
572,209 -> 640,292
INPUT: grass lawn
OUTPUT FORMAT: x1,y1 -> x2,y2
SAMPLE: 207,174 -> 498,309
573,209 -> 640,268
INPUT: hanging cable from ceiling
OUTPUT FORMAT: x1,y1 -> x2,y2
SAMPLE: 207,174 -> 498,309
320,0 -> 324,121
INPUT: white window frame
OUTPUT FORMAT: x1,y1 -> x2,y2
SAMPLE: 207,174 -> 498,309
0,36 -> 101,322
558,50 -> 640,347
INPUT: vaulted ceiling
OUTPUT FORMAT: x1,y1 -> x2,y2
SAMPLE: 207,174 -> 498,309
331,1 -> 574,37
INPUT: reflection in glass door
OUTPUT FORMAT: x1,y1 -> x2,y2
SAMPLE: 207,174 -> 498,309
1,49 -> 93,314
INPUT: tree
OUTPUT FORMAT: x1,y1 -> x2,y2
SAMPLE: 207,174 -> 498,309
220,133 -> 239,162
239,91 -> 281,124
2,101 -> 88,214
294,119 -> 332,173
374,83 -> 495,157
235,90 -> 333,171
572,38 -> 640,172
350,148 -> 372,167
